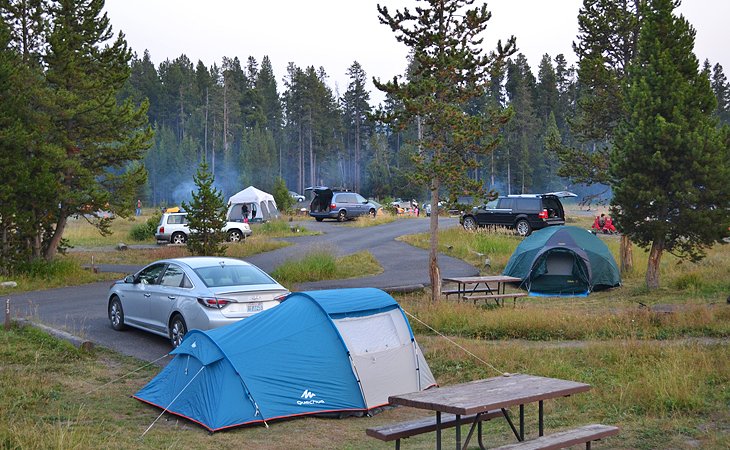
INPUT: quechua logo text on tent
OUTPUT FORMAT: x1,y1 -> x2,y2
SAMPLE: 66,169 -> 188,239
298,389 -> 325,405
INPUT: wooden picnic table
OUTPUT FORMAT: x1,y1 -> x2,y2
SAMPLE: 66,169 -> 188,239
388,374 -> 591,450
442,276 -> 523,305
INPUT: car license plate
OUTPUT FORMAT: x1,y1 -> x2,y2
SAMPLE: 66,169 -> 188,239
247,302 -> 263,312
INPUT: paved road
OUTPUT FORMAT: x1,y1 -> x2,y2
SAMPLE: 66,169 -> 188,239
2,217 -> 477,364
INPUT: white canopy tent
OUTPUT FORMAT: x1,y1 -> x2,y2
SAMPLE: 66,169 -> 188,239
227,186 -> 279,222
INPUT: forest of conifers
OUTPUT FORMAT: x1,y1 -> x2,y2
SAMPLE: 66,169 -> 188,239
124,47 -> 730,206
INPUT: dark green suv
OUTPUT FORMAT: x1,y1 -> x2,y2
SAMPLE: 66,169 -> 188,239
460,193 -> 575,236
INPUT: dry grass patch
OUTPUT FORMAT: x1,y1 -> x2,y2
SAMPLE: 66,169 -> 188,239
64,213 -> 156,247
345,212 -> 398,227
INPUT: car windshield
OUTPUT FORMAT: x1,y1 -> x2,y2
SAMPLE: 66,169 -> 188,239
194,265 -> 276,288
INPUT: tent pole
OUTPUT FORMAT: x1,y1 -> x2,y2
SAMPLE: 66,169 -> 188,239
347,353 -> 370,411
142,366 -> 205,437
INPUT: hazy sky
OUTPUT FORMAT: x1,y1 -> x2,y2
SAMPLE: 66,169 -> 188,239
103,0 -> 729,104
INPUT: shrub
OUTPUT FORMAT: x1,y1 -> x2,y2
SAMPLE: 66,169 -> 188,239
128,212 -> 161,241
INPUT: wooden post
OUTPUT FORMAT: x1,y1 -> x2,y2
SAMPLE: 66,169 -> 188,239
4,298 -> 10,330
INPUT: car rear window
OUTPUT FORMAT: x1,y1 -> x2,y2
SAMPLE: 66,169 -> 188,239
194,265 -> 276,288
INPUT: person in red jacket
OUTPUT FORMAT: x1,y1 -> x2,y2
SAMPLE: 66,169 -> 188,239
603,215 -> 617,233
592,213 -> 617,234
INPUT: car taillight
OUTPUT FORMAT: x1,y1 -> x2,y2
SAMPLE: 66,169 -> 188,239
197,297 -> 231,309
273,293 -> 289,303
159,226 -> 164,233
538,209 -> 548,219
330,203 -> 337,209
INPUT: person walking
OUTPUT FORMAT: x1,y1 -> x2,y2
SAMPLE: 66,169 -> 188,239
136,199 -> 142,216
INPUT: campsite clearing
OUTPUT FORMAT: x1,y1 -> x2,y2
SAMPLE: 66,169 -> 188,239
1,309 -> 727,449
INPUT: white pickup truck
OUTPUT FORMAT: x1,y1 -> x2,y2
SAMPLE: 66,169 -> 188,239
155,212 -> 252,244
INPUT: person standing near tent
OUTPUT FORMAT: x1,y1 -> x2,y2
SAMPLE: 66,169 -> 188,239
135,199 -> 142,216
241,203 -> 249,222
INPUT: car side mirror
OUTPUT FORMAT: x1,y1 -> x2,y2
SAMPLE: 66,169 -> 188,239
124,275 -> 137,284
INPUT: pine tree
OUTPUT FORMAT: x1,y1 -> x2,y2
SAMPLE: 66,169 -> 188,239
553,0 -> 641,192
710,62 -> 730,124
342,61 -> 372,191
272,177 -> 293,213
609,0 -> 730,290
39,0 -> 152,260
375,0 -> 515,299
182,161 -> 227,256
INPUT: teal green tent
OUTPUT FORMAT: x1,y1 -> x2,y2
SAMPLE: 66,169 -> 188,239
503,226 -> 620,295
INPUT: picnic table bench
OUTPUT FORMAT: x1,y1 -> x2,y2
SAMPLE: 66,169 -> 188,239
366,410 -> 503,449
490,424 -> 620,450
463,293 -> 528,307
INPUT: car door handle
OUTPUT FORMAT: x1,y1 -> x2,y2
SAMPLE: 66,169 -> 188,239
144,293 -> 151,298
168,295 -> 176,300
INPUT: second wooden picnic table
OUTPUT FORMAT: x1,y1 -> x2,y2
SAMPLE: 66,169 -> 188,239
442,275 -> 523,306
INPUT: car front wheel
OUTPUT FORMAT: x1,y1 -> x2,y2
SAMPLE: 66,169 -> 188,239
109,296 -> 126,331
516,219 -> 532,236
462,216 -> 477,231
169,314 -> 187,348
228,229 -> 243,242
368,208 -> 376,218
171,232 -> 187,244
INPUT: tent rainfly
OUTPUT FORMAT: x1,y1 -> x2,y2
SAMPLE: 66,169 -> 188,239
227,186 -> 279,222
503,226 -> 621,296
134,288 -> 436,432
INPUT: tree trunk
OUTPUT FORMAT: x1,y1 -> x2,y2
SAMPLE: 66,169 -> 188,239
43,213 -> 68,261
429,179 -> 441,301
619,235 -> 633,274
308,112 -> 314,187
645,237 -> 664,290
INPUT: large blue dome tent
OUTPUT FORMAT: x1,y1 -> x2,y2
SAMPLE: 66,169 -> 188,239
134,288 -> 436,432
503,226 -> 621,296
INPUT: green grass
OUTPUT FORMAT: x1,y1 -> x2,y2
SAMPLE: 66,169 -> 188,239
397,294 -> 730,341
270,250 -> 382,289
251,218 -> 319,237
1,321 -> 726,449
0,259 -> 118,294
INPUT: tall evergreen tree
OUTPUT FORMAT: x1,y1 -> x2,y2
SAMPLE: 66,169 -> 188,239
342,61 -> 372,191
182,161 -> 227,256
610,0 -> 730,290
375,0 -> 515,299
710,62 -> 730,124
553,0 -> 641,193
40,0 -> 152,260
504,54 -> 539,194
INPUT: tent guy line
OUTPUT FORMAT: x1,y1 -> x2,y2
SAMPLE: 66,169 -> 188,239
402,308 -> 508,377
84,353 -> 171,396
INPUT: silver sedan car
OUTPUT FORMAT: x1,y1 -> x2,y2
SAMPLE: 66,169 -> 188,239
107,257 -> 289,347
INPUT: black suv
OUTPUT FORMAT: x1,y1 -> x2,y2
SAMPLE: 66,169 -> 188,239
308,187 -> 378,222
460,193 -> 574,236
